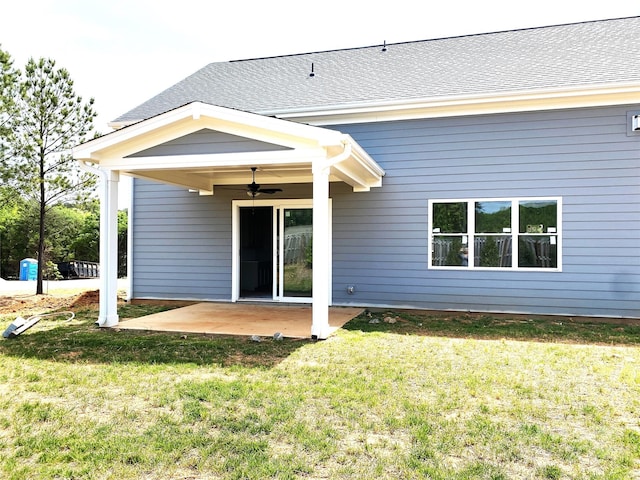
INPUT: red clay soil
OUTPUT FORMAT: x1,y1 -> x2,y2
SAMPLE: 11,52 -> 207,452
0,290 -> 101,317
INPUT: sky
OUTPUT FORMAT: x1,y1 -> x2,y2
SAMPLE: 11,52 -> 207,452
2,0 -> 638,206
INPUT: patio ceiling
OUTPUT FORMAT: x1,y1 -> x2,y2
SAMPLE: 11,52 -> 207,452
73,102 -> 384,195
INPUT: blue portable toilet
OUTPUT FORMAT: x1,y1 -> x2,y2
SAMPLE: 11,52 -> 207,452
19,258 -> 38,281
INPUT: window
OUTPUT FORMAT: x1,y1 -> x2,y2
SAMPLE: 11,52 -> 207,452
429,198 -> 561,270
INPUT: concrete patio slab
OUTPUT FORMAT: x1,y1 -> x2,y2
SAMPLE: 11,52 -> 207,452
116,302 -> 364,339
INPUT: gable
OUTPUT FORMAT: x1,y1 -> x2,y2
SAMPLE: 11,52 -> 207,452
73,102 -> 384,195
127,129 -> 292,158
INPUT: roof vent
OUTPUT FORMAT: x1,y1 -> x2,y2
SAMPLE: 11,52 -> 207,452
309,62 -> 315,77
381,40 -> 387,52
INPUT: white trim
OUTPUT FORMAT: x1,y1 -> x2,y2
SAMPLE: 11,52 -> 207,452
428,197 -> 562,272
107,83 -> 640,130
76,102 -> 346,161
311,165 -> 331,339
270,83 -> 640,126
77,161 -> 120,326
101,149 -> 327,171
126,178 -> 134,302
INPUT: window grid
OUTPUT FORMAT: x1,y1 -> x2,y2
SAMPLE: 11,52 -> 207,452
428,197 -> 561,271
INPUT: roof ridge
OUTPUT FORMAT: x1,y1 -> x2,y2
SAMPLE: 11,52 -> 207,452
228,16 -> 640,63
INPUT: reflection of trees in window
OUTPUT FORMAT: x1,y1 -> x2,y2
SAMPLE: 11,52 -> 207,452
475,201 -> 511,233
519,236 -> 557,268
444,237 -> 464,266
518,201 -> 558,268
479,237 -> 500,267
433,202 -> 467,233
519,201 -> 557,233
475,202 -> 511,267
432,203 -> 467,267
285,209 -> 312,228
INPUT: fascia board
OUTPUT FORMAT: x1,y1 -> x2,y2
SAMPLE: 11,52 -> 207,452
77,102 -> 346,162
106,83 -> 640,131
343,135 -> 385,178
270,83 -> 640,125
74,105 -> 201,160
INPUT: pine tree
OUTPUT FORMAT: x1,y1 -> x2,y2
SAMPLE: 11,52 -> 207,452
1,57 -> 96,294
0,47 -> 19,166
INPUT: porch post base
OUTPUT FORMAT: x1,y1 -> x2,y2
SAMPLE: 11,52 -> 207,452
311,321 -> 331,340
97,314 -> 119,328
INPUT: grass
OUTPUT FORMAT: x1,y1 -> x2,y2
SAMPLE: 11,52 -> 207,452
0,303 -> 639,479
283,263 -> 312,296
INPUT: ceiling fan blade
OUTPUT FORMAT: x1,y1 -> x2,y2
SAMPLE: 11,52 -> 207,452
246,168 -> 283,195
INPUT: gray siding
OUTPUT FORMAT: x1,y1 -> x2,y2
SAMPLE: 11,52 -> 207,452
131,181 -> 233,301
331,105 -> 640,318
131,181 -> 313,301
128,128 -> 290,157
131,105 -> 639,318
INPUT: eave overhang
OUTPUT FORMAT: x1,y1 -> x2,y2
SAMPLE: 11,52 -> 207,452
107,83 -> 640,130
270,82 -> 640,126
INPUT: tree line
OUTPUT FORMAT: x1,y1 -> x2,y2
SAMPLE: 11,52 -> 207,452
0,46 -> 125,288
0,191 -> 127,280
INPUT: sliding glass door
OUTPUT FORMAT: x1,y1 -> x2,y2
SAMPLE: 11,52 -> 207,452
234,199 -> 319,303
281,207 -> 313,299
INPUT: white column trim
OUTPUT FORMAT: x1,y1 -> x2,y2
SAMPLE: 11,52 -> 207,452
311,162 -> 331,339
126,178 -> 134,301
101,170 -> 120,327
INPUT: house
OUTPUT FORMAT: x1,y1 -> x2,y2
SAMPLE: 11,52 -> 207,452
73,17 -> 640,337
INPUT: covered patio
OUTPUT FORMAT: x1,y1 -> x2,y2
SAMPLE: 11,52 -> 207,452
117,303 -> 364,339
73,102 -> 384,339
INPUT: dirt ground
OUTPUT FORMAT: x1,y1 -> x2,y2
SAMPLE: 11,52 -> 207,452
0,290 -> 102,318
0,279 -> 129,318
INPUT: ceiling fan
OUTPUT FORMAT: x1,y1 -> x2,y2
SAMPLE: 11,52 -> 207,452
246,167 -> 282,197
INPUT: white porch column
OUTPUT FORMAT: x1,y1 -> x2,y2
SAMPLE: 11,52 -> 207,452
311,163 -> 331,339
98,170 -> 120,327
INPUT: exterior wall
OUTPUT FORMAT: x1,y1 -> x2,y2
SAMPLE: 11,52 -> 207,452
131,180 -> 233,301
131,105 -> 640,318
331,105 -> 640,318
131,180 -> 313,301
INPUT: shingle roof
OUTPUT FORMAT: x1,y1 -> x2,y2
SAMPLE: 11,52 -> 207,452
114,17 -> 640,123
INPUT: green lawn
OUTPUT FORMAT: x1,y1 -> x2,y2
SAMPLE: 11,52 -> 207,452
0,305 -> 639,479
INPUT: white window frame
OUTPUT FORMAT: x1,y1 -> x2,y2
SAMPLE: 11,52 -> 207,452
428,197 -> 562,272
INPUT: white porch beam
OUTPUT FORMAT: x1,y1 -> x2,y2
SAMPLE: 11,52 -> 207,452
311,162 -> 331,340
99,149 -> 325,171
126,170 -> 214,193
